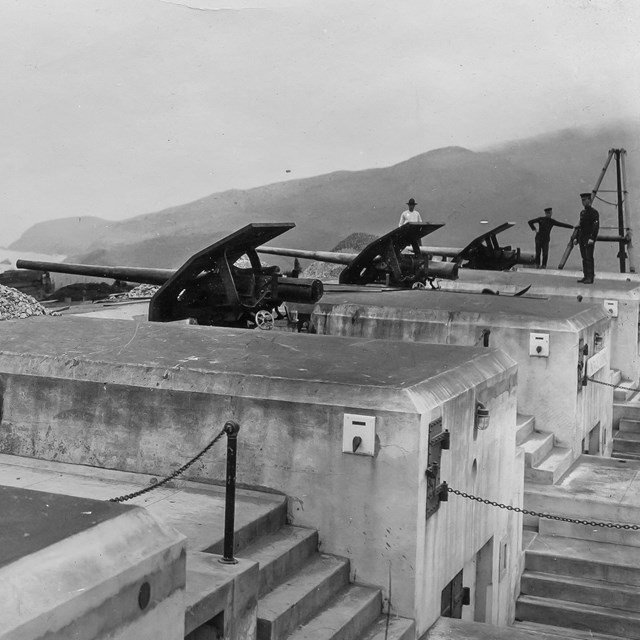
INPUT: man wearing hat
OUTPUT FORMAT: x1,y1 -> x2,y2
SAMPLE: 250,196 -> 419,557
398,198 -> 423,226
527,206 -> 574,268
573,192 -> 600,283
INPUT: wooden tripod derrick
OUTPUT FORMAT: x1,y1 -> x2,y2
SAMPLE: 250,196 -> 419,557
558,148 -> 635,273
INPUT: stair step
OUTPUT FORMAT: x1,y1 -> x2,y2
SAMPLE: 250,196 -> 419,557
205,498 -> 287,555
525,447 -> 573,484
520,432 -> 555,467
258,553 -> 350,640
516,594 -> 640,639
525,535 -> 640,585
610,369 -> 622,387
522,528 -> 537,550
612,431 -> 640,455
358,615 -> 414,640
426,617 -> 627,640
612,451 -> 640,461
516,414 -> 535,446
614,386 -> 637,402
239,525 -> 318,597
619,418 -> 640,433
521,570 -> 640,613
514,620 -> 630,639
286,584 -> 381,640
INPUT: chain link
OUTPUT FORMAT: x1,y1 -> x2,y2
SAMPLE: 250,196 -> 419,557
587,376 -> 639,392
447,486 -> 640,531
108,427 -> 226,503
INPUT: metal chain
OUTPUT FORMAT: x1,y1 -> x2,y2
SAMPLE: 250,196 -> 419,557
447,485 -> 640,530
587,376 -> 639,392
108,427 -> 227,503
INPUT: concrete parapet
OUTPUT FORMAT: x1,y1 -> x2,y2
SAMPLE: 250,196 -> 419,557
0,485 -> 186,640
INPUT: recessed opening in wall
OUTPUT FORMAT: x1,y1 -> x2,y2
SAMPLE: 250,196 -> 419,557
185,611 -> 224,640
582,421 -> 601,455
474,537 -> 493,623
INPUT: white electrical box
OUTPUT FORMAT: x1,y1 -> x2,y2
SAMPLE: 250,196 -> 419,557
603,299 -> 619,318
529,332 -> 549,357
342,413 -> 376,456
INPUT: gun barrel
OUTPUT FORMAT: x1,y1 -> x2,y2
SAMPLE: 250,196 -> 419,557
16,260 -> 173,286
258,246 -> 354,265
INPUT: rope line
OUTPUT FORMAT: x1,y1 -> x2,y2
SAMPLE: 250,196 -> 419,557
108,427 -> 226,503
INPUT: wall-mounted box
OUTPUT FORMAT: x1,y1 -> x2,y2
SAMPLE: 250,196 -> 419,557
603,299 -> 619,318
342,413 -> 376,456
529,332 -> 549,357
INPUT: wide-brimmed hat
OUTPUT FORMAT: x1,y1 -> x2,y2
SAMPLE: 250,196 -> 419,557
580,192 -> 592,199
407,198 -> 417,206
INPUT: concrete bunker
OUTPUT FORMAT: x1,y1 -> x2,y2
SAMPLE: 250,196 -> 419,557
309,288 -> 613,462
0,314 -> 521,634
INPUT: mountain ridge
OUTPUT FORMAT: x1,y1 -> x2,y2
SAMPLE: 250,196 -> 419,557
10,121 -> 639,272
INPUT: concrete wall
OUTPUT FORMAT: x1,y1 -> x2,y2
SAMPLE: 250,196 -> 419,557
413,382 -> 523,631
0,317 -> 521,635
443,270 -> 640,383
312,299 -> 613,459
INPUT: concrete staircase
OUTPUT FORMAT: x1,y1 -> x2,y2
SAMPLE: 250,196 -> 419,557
190,498 -> 415,640
515,530 -> 640,638
517,414 -> 573,485
609,369 -> 640,460
612,418 -> 640,460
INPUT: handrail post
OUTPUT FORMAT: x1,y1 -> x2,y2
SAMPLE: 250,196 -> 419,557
219,420 -> 240,564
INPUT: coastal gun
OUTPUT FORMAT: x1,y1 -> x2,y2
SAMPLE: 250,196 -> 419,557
259,223 -> 459,286
17,223 -> 323,327
419,222 -> 536,270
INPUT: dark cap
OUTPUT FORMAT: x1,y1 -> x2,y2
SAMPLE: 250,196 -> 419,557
407,198 -> 417,206
544,207 -> 552,212
580,192 -> 592,199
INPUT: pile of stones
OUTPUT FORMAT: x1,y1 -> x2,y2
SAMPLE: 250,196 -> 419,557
126,284 -> 160,298
0,284 -> 59,320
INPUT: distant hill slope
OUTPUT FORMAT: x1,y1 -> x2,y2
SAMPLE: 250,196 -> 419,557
11,121 -> 639,273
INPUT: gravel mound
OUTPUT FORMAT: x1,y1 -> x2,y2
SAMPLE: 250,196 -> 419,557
0,284 -> 59,320
127,284 -> 160,298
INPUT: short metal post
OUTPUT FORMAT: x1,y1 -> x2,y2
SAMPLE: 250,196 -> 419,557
219,421 -> 240,564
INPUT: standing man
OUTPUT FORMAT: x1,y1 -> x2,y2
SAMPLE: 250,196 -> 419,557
528,206 -> 574,268
574,192 -> 600,284
398,198 -> 423,226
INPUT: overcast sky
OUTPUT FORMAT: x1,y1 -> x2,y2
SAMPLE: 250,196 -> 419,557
1,0 -> 638,245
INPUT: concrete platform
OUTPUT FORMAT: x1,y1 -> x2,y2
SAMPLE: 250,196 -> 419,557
525,454 -> 640,530
0,469 -> 187,640
0,452 -> 285,553
0,453 -> 282,639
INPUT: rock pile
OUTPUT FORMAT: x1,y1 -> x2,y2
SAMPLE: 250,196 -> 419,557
0,284 -> 59,320
127,284 -> 160,298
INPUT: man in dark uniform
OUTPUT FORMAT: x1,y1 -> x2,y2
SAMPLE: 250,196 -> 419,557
574,192 -> 600,284
528,207 -> 574,268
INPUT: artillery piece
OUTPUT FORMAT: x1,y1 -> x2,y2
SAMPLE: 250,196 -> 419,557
17,223 -> 323,328
259,222 -> 459,287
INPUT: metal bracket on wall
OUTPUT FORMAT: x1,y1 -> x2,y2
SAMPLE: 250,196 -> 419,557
426,417 -> 450,518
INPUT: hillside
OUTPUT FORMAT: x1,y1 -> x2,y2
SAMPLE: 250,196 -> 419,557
10,121 -> 639,273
